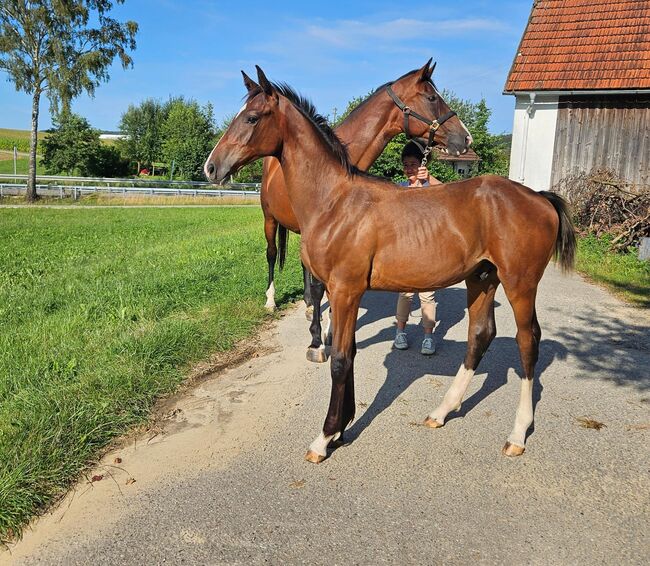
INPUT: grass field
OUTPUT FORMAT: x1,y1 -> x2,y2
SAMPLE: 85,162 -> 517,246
0,155 -> 46,176
0,207 -> 303,541
575,233 -> 650,307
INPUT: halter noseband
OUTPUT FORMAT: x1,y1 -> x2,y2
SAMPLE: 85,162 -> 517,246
385,83 -> 457,166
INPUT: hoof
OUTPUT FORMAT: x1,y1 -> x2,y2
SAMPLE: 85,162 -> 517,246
305,450 -> 325,464
306,347 -> 327,363
501,442 -> 525,457
423,416 -> 444,429
305,305 -> 314,321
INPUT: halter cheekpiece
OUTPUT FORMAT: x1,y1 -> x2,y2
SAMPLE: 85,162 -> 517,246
385,83 -> 457,166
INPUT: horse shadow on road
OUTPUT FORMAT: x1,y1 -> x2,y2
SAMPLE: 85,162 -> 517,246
344,287 -> 568,446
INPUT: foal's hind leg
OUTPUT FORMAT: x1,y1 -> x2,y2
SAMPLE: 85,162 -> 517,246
306,274 -> 327,363
302,264 -> 316,319
425,271 -> 499,428
501,287 -> 540,457
306,288 -> 361,463
263,216 -> 278,311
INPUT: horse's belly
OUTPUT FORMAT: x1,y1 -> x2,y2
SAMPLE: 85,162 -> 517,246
369,245 -> 476,291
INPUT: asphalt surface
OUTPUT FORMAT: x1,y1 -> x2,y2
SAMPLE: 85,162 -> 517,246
5,265 -> 650,565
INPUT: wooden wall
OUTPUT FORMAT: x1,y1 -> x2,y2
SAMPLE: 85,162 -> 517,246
551,94 -> 650,188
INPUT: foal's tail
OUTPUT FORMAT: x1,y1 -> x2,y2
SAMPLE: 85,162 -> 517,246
539,191 -> 577,272
278,224 -> 288,271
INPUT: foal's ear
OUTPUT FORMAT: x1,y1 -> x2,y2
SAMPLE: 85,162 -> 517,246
255,65 -> 277,99
419,58 -> 435,81
241,70 -> 259,93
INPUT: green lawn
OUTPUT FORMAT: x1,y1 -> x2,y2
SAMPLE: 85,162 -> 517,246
0,156 -> 46,176
0,207 -> 302,540
576,234 -> 650,308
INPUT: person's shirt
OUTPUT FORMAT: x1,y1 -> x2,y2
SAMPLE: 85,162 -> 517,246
399,180 -> 430,188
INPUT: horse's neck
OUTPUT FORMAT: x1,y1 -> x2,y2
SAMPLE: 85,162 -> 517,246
278,100 -> 351,224
335,93 -> 400,171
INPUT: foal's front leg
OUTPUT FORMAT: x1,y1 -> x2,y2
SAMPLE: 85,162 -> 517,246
305,289 -> 361,463
306,274 -> 327,363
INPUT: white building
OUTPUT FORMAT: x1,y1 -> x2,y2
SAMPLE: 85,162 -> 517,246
504,0 -> 650,191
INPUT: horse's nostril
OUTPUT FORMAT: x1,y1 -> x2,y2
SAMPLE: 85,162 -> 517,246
207,162 -> 215,176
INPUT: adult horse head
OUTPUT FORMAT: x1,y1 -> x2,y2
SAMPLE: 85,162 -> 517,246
381,59 -> 472,157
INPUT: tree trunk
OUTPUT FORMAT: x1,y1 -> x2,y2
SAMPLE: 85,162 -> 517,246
26,90 -> 41,202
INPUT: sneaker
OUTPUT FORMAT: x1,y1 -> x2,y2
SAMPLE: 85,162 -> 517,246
421,336 -> 436,355
393,331 -> 408,350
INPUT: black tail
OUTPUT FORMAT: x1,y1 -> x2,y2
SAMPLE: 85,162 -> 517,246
278,224 -> 288,271
539,191 -> 576,272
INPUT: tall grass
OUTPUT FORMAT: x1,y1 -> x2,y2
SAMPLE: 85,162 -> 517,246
576,234 -> 650,307
0,207 -> 303,540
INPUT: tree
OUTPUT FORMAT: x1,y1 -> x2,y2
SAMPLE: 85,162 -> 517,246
117,98 -> 165,174
41,111 -> 101,175
41,111 -> 129,177
0,1 -> 137,201
161,98 -> 215,181
469,99 -> 509,176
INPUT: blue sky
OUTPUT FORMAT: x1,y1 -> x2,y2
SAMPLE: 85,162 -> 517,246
0,0 -> 532,133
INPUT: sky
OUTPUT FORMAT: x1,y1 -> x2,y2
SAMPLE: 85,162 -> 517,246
0,0 -> 532,134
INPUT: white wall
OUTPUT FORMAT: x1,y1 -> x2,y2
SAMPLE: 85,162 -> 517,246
508,94 -> 559,191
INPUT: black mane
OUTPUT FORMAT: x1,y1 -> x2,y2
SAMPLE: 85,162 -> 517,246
246,82 -> 355,175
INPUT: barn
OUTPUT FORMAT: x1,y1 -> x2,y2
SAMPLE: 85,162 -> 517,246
503,0 -> 650,191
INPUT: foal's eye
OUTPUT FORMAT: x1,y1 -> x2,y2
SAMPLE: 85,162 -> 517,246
427,95 -> 437,102
246,115 -> 259,124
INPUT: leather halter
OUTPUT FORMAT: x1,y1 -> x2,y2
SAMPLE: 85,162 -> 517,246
385,83 -> 457,165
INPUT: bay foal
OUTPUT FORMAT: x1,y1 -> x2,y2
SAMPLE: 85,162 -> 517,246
205,67 -> 576,462
260,60 -> 471,363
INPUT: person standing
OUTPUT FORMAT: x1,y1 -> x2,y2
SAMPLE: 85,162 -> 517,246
393,141 -> 441,355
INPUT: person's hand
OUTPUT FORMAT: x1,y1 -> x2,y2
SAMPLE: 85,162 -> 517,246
417,166 -> 429,182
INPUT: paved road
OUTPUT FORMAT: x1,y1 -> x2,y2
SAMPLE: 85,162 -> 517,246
5,266 -> 649,565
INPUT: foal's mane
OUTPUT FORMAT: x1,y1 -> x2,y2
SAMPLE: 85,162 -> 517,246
246,82 -> 355,176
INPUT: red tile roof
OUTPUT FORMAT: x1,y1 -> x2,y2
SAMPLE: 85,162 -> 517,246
504,0 -> 650,92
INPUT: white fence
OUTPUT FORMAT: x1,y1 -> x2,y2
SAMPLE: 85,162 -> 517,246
0,183 -> 260,200
0,173 -> 260,191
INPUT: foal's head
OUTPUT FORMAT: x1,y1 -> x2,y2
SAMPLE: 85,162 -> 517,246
385,59 -> 472,156
204,67 -> 283,184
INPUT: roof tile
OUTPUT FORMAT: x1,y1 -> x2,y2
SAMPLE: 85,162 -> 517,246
504,0 -> 650,91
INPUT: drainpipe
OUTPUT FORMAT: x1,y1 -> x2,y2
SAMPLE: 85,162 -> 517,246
519,92 -> 536,183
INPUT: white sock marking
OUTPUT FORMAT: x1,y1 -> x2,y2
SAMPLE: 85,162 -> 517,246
428,364 -> 475,424
264,281 -> 276,310
507,378 -> 534,448
308,431 -> 340,457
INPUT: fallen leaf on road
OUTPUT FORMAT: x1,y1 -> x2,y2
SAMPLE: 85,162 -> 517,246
576,416 -> 606,430
126,478 -> 136,485
91,475 -> 104,482
113,457 -> 122,464
290,480 -> 306,488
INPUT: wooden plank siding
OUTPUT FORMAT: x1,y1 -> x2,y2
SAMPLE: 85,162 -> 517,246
551,94 -> 650,188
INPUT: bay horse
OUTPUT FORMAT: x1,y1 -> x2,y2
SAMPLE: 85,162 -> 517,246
205,67 -> 576,462
261,60 -> 472,363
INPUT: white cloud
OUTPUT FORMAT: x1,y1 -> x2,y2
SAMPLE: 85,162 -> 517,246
304,17 -> 510,49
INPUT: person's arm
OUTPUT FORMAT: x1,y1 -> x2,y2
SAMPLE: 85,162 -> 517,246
416,166 -> 442,186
